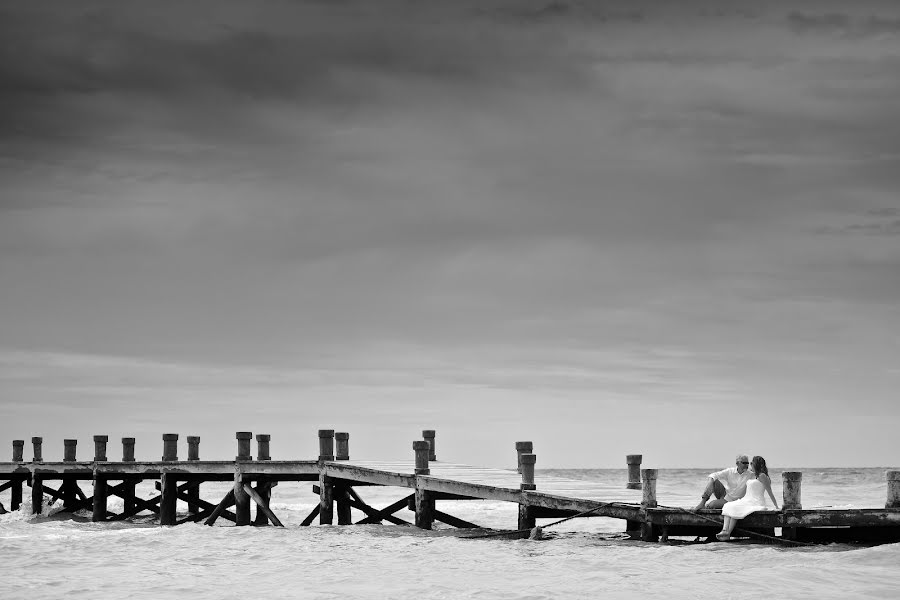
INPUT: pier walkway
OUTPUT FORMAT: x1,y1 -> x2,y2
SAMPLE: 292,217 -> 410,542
2,431 -> 899,544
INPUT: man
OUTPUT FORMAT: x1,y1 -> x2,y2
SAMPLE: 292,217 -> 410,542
694,454 -> 753,511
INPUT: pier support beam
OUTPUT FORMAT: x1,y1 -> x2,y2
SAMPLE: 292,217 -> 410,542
10,440 -> 24,511
160,472 -> 178,525
518,453 -> 537,531
32,476 -> 43,515
122,438 -> 136,514
186,437 -> 201,514
640,468 -> 658,542
253,480 -> 274,526
319,474 -> 334,525
414,487 -> 434,530
92,477 -> 108,522
234,472 -> 251,526
336,484 -> 353,525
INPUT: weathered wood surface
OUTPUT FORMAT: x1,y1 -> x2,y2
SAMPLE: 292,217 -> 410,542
338,460 -> 643,505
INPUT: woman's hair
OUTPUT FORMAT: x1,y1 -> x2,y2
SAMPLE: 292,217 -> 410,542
751,455 -> 768,477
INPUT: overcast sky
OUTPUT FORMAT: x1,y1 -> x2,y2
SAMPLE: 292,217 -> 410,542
1,0 -> 899,468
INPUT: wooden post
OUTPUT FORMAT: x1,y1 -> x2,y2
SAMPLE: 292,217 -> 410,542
121,437 -> 136,514
12,440 -> 24,462
11,479 -> 23,511
32,475 -> 43,515
162,434 -> 178,461
122,437 -> 135,461
318,430 -> 335,461
413,441 -> 430,475
236,432 -> 252,461
885,471 -> 900,508
93,435 -> 108,461
234,471 -> 251,526
640,468 -> 658,542
335,432 -> 350,461
518,504 -> 535,531
253,481 -> 273,525
256,434 -> 271,461
515,441 -> 533,473
782,472 -> 802,509
423,430 -> 436,461
160,472 -> 177,525
92,476 -> 108,522
626,454 -> 642,489
336,484 -> 352,525
63,439 -> 77,462
11,441 -> 24,511
32,436 -> 43,462
186,434 -> 200,513
319,473 -> 334,525
518,452 -> 537,530
520,453 -> 536,490
414,487 -> 434,530
782,471 -> 802,541
187,436 -> 200,461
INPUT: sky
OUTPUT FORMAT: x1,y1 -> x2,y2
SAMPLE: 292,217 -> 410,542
1,0 -> 899,469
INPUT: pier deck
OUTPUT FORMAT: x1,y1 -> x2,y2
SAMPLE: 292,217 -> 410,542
2,432 -> 899,544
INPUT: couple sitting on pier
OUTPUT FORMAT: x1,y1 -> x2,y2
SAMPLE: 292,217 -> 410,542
694,454 -> 779,541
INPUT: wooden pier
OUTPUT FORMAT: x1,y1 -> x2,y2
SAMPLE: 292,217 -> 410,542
2,432 -> 899,544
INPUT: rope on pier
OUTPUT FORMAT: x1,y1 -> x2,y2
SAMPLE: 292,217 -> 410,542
462,502 -> 641,540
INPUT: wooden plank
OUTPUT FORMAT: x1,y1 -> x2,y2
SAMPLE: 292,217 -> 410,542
30,463 -> 95,476
236,461 -> 319,476
783,509 -> 900,527
417,477 -> 521,503
323,464 -> 416,488
521,490 -> 642,520
94,461 -> 236,476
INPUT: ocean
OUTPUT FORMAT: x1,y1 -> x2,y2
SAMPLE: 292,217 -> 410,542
2,468 -> 898,599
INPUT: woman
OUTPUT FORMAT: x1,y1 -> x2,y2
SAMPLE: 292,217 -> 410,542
716,455 -> 779,541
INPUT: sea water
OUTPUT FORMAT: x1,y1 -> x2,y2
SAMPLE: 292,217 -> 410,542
1,468 -> 898,599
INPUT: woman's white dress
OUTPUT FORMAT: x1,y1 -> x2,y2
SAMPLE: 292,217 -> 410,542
721,478 -> 770,518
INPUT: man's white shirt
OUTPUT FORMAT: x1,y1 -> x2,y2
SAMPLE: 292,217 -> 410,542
708,467 -> 753,501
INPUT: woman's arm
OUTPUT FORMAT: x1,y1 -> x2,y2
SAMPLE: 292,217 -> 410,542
759,473 -> 779,508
